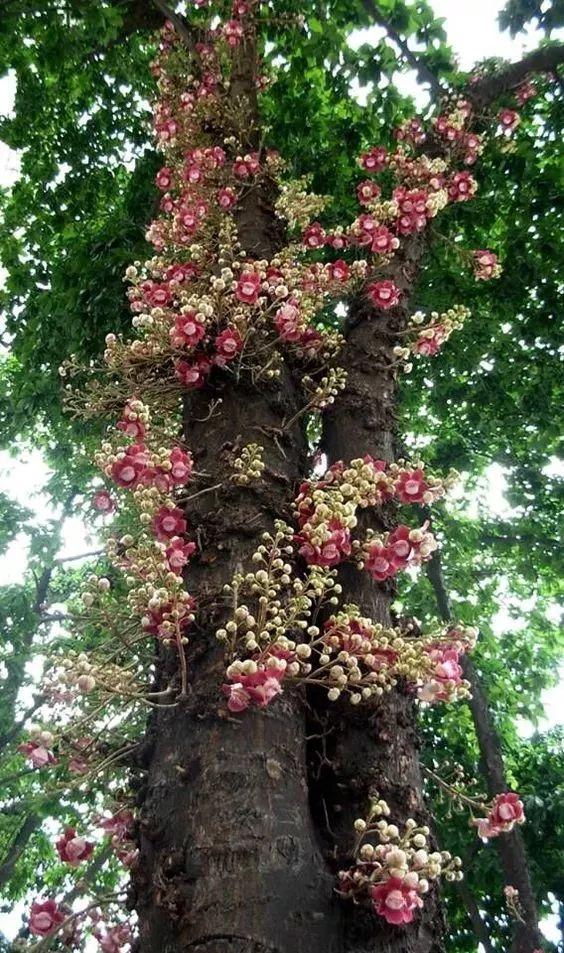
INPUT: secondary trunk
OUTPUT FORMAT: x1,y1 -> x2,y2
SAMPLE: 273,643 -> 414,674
319,267 -> 446,953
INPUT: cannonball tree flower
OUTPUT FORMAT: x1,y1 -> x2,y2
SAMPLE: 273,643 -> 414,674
152,506 -> 187,540
155,166 -> 173,190
144,282 -> 172,308
29,899 -> 65,937
175,356 -> 211,389
274,302 -> 301,341
359,146 -> 388,173
94,922 -> 132,953
499,108 -> 521,133
18,739 -> 57,769
369,877 -> 424,925
489,792 -> 525,833
412,324 -> 447,356
111,446 -> 148,489
418,647 -> 464,703
165,261 -> 199,285
370,226 -> 399,256
394,468 -> 430,504
170,311 -> 206,349
366,279 -> 401,310
473,249 -> 501,280
55,828 -> 94,866
93,489 -> 115,514
223,19 -> 244,46
327,259 -> 351,283
235,270 -> 261,304
297,521 -> 351,568
222,663 -> 286,712
302,222 -> 326,249
516,81 -> 536,105
218,186 -> 237,209
357,180 -> 381,205
448,171 -> 477,202
214,327 -> 243,363
165,537 -> 197,574
364,542 -> 397,581
168,447 -> 194,485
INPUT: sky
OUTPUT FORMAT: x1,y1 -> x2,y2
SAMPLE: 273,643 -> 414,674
0,0 -> 562,947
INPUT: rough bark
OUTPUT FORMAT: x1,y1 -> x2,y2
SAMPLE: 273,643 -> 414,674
132,34 -> 337,953
426,548 -> 544,953
318,238 -> 446,953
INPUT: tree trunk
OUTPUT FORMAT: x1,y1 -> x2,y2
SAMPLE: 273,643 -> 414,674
426,549 -> 543,953
132,33 -> 337,953
318,272 -> 446,953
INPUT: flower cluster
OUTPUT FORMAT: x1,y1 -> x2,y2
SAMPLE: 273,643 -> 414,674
218,521 -> 475,711
393,305 -> 471,364
231,442 -> 266,485
338,799 -> 462,925
294,456 -> 457,576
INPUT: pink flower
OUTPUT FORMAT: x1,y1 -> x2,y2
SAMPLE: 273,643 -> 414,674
359,146 -> 388,173
144,282 -> 172,308
214,327 -> 243,363
222,667 -> 285,712
419,647 -> 463,703
111,445 -> 149,489
170,311 -> 206,348
165,537 -> 197,573
473,249 -> 500,281
168,447 -> 193,485
223,19 -> 244,46
327,259 -> 351,283
235,271 -> 261,304
394,469 -> 429,504
55,828 -> 94,866
364,542 -> 396,581
94,922 -> 132,953
155,167 -> 172,190
29,899 -> 65,937
499,108 -> 521,132
366,279 -> 401,310
489,792 -> 525,832
222,682 -> 251,712
302,222 -> 326,248
99,810 -> 134,842
413,325 -> 447,356
152,506 -> 187,541
274,303 -> 301,341
298,521 -> 351,568
516,81 -> 536,105
93,490 -> 115,514
357,180 -> 381,205
218,186 -> 237,210
448,171 -> 477,202
18,741 -> 57,768
370,877 -> 424,925
175,356 -> 211,388
370,226 -> 398,256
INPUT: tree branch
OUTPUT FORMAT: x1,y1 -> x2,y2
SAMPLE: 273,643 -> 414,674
423,517 -> 544,953
152,0 -> 199,54
468,43 -> 564,107
0,814 -> 41,889
361,0 -> 446,100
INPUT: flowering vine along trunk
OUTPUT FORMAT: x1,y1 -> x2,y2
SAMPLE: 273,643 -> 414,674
10,4 -> 563,953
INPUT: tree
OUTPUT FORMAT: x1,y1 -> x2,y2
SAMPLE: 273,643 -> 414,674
0,2 -> 562,952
